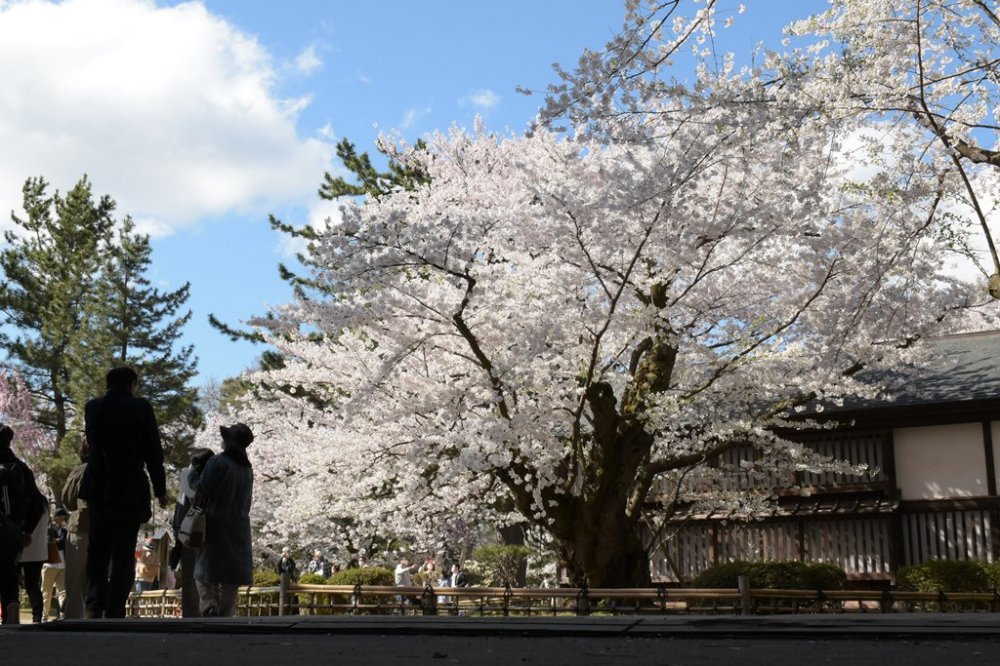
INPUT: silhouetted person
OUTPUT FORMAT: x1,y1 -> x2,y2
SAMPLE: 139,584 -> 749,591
193,423 -> 254,617
82,367 -> 168,618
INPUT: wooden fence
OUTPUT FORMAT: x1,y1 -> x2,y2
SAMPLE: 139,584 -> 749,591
127,579 -> 1000,618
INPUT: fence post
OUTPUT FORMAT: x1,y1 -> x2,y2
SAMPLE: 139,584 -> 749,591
815,589 -> 826,614
422,584 -> 437,616
278,572 -> 289,616
352,583 -> 362,616
881,589 -> 893,613
502,583 -> 512,618
657,587 -> 668,615
575,584 -> 590,616
737,575 -> 751,615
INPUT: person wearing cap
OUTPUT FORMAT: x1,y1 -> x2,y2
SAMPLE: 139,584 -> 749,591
134,537 -> 160,592
82,366 -> 169,619
192,423 -> 254,617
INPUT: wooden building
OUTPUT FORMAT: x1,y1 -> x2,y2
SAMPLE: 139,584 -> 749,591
654,331 -> 1000,584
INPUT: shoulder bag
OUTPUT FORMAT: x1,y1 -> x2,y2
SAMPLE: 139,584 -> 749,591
178,504 -> 206,548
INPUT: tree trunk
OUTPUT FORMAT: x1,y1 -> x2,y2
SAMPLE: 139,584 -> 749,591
558,509 -> 651,588
498,523 -> 528,587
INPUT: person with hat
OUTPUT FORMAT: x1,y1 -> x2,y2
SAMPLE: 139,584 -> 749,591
192,422 -> 254,617
134,537 -> 160,592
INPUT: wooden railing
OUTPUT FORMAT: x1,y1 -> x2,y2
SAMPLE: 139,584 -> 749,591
127,580 -> 1000,618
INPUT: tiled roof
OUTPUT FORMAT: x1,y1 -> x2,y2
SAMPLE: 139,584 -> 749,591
826,330 -> 1000,413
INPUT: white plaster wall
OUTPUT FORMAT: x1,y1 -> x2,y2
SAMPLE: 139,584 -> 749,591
893,423 -> 986,499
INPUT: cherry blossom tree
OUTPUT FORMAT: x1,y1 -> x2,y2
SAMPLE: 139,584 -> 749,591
0,367 -> 52,460
782,0 -> 1000,296
224,0 -> 987,585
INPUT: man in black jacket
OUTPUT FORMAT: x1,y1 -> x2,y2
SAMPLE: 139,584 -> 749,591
83,367 -> 168,619
0,424 -> 44,624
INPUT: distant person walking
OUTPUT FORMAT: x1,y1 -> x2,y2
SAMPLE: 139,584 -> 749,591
193,423 -> 254,617
82,367 -> 168,619
0,425 -> 44,624
18,495 -> 49,622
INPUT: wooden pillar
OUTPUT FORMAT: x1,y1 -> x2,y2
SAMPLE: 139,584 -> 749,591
982,421 -> 997,497
883,429 -> 904,573
985,421 -> 1000,562
279,572 -> 289,616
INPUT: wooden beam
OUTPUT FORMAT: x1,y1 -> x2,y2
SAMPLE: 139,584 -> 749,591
899,497 -> 1000,512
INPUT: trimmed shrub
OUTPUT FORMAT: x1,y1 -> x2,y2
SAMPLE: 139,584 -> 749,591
896,560 -> 990,593
328,567 -> 394,586
298,573 -> 328,585
693,560 -> 847,590
252,569 -> 281,587
986,562 -> 1000,591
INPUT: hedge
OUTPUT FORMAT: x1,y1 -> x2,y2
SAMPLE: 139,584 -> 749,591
896,560 -> 993,593
693,560 -> 848,590
327,567 -> 395,586
252,569 -> 281,587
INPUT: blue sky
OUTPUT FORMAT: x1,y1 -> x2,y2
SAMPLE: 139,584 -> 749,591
0,0 -> 828,385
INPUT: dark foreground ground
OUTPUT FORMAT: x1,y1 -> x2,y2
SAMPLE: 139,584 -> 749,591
2,614 -> 999,665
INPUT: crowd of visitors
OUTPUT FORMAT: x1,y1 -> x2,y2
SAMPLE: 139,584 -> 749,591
1,365 -> 477,625
0,366 -> 256,623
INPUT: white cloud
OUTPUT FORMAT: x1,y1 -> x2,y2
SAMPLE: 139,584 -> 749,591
468,88 -> 500,109
0,0 -> 334,237
293,44 -> 322,74
399,106 -> 432,130
317,123 -> 336,141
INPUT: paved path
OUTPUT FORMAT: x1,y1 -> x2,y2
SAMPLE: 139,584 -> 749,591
2,614 -> 999,665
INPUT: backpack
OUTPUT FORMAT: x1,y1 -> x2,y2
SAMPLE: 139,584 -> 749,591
0,462 -> 26,553
0,462 -> 25,521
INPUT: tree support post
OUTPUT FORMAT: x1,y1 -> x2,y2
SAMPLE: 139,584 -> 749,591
738,575 -> 752,615
279,572 -> 289,616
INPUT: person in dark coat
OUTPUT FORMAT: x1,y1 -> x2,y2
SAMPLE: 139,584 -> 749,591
193,423 -> 254,617
82,366 -> 168,619
0,424 -> 44,624
276,547 -> 298,581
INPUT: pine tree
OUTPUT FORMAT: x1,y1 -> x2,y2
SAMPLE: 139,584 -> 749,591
69,215 -> 200,467
210,137 -> 429,342
0,176 -> 200,491
0,176 -> 111,448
